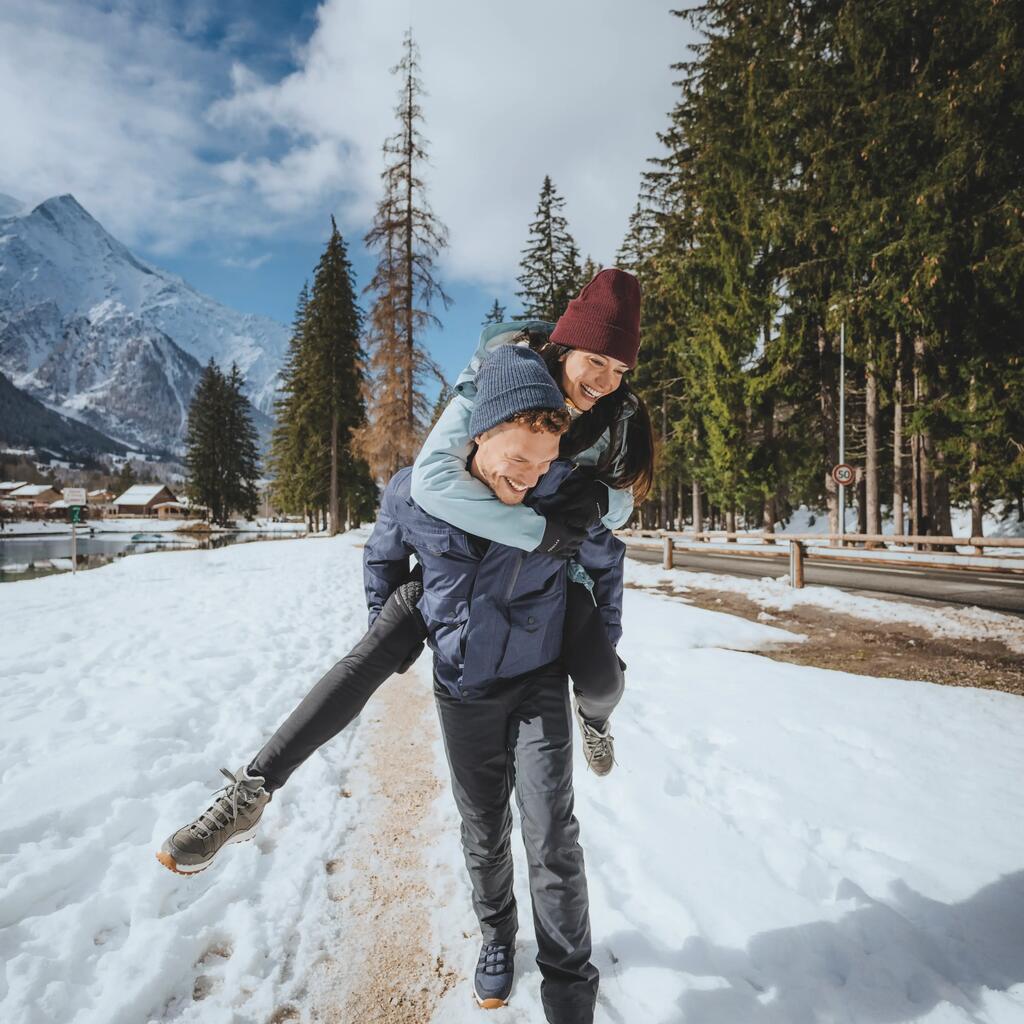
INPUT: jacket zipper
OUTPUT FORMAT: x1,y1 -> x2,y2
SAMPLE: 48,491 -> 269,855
504,552 -> 524,602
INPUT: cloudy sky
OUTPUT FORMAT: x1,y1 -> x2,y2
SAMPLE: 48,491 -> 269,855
0,0 -> 694,382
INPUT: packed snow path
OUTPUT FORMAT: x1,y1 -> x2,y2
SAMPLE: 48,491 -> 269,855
2,531 -> 1023,1024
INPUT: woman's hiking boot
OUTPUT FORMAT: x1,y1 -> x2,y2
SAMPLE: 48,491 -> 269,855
156,766 -> 270,875
574,702 -> 615,777
474,941 -> 515,1008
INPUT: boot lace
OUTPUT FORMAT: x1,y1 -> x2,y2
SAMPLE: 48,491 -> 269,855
478,942 -> 513,977
189,768 -> 263,840
580,719 -> 615,768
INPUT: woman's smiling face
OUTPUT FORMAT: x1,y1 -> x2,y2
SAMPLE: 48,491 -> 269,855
559,350 -> 629,411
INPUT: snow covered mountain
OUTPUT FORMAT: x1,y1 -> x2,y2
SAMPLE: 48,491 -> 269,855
0,193 -> 25,218
0,369 -> 129,460
0,194 -> 287,452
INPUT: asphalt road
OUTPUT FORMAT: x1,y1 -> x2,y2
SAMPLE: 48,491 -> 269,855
624,542 -> 1024,615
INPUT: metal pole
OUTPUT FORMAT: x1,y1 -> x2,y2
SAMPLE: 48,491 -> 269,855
838,319 -> 846,546
662,535 -> 674,569
789,539 -> 805,588
71,518 -> 77,574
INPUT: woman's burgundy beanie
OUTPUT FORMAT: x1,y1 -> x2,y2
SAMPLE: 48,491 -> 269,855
550,267 -> 642,368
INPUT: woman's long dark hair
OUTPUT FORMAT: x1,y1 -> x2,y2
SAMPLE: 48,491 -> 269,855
517,330 -> 655,501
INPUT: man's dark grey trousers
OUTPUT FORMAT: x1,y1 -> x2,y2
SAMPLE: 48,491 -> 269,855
435,665 -> 599,1024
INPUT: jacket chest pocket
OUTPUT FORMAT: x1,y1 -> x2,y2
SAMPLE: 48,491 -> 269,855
413,527 -> 452,556
496,575 -> 566,678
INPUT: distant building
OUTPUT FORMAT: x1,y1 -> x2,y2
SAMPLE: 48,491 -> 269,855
0,481 -> 28,494
87,489 -> 116,517
8,484 -> 62,509
112,484 -> 178,516
152,500 -> 191,520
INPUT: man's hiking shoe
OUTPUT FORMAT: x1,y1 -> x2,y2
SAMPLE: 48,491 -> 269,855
156,766 -> 270,875
474,941 -> 515,1009
574,702 -> 615,777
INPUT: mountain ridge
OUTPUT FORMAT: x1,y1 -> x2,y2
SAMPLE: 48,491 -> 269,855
0,368 -> 130,460
0,194 -> 287,454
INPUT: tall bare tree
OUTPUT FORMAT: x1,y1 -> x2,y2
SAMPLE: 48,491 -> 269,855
357,30 -> 451,483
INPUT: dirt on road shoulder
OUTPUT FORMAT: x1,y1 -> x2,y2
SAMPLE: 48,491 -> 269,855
634,583 -> 1024,697
305,669 -> 456,1024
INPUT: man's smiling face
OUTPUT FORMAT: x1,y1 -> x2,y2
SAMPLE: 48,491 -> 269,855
470,419 -> 563,505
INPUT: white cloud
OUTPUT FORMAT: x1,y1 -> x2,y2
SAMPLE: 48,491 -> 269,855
0,1 -> 220,250
221,252 -> 272,270
1,0 -> 692,286
212,0 -> 692,286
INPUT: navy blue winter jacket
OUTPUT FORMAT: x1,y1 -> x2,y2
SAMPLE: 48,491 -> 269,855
363,461 -> 625,700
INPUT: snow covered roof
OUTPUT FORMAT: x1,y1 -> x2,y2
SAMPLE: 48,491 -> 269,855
114,484 -> 173,505
152,501 -> 187,509
0,481 -> 27,492
49,499 -> 69,509
9,484 -> 55,497
88,489 -> 112,497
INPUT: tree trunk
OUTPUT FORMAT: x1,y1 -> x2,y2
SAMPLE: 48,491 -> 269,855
969,374 -> 983,541
912,336 -> 929,545
727,505 -> 736,540
404,67 -> 416,437
817,324 -> 840,536
329,409 -> 339,537
659,392 -> 668,529
762,496 -> 776,541
893,335 -> 905,537
865,348 -> 881,543
762,379 -> 777,543
856,468 -> 867,536
692,478 -> 703,538
933,449 -> 953,539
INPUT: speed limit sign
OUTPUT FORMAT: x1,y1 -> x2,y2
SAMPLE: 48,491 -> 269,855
832,463 -> 855,486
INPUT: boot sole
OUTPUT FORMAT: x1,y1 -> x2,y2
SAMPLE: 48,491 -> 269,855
155,821 -> 260,875
474,993 -> 509,1010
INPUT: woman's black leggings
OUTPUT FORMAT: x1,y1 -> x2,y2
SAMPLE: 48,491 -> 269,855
249,574 -> 625,792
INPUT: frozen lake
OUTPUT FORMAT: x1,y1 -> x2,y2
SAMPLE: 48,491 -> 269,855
0,530 -> 301,582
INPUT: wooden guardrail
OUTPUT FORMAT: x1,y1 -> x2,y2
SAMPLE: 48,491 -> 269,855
617,528 -> 1024,589
618,528 -> 1024,549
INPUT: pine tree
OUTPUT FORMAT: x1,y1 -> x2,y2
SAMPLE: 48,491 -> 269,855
185,359 -> 261,525
112,459 -> 137,497
579,255 -> 602,287
185,360 -> 226,523
358,30 -> 452,484
306,217 -> 370,533
482,299 -> 506,325
269,283 -> 323,519
224,363 -> 260,520
517,176 -> 581,321
427,381 -> 454,431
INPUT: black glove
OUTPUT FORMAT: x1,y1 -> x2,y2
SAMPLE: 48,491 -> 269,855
556,477 -> 610,531
397,640 -> 425,673
536,515 -> 587,558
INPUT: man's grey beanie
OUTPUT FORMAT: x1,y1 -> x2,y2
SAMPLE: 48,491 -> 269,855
468,344 -> 565,438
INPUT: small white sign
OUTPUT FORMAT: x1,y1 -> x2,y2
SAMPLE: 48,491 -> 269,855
64,487 -> 87,506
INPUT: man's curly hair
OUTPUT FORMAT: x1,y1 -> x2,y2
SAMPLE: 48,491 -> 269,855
502,406 -> 571,435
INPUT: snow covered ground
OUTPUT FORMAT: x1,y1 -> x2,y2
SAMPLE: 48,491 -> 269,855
2,532 -> 1023,1024
626,560 -> 1024,656
777,503 -> 1024,540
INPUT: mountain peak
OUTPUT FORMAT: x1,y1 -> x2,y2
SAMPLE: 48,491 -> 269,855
33,193 -> 95,225
0,193 -> 25,218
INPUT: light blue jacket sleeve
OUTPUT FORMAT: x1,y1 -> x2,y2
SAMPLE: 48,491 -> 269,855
604,487 -> 634,530
411,394 -> 547,551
